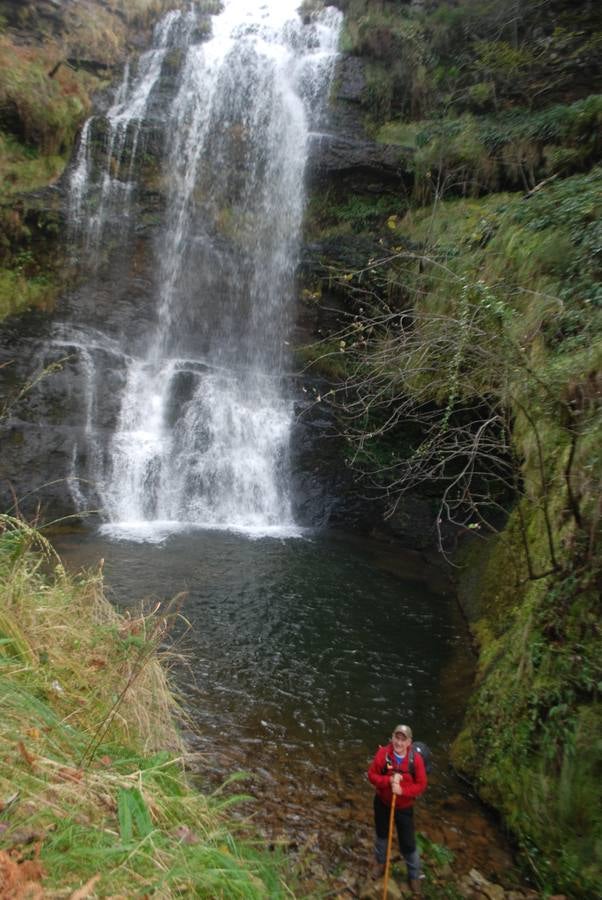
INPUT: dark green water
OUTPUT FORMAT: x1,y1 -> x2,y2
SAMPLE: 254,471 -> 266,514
54,528 -> 472,771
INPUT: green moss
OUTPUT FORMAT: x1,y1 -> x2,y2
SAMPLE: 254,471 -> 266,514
395,169 -> 602,352
0,201 -> 65,321
376,120 -> 424,148
449,725 -> 476,772
0,268 -> 60,319
305,187 -> 405,238
295,339 -> 349,380
453,506 -> 602,895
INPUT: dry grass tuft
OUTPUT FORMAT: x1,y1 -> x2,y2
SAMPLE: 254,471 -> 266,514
0,515 -> 181,756
0,516 -> 294,897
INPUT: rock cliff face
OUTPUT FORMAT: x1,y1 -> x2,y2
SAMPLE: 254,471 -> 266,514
0,3 -> 420,536
296,45 -> 445,544
0,0 -> 177,519
308,56 -> 411,189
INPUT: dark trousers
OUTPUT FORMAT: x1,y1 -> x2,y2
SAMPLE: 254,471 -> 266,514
373,795 -> 421,879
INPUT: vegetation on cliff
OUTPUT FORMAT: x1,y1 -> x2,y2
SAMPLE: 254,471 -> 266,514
337,0 -> 602,126
0,0 -> 182,320
0,516 -> 294,897
302,0 -> 601,895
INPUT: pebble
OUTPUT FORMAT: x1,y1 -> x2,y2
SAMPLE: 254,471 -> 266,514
190,740 -> 542,898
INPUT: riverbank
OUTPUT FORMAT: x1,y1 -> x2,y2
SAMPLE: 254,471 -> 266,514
0,515 -> 296,897
190,727 -> 541,899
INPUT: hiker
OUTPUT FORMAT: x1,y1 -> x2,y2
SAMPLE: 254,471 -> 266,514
367,723 -> 427,894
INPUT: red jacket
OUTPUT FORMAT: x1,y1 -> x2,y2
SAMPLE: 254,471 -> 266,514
368,742 -> 427,809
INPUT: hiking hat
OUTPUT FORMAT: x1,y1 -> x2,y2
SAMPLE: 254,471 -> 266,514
393,724 -> 412,739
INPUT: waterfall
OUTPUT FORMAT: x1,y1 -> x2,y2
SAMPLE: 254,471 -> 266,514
64,0 -> 342,539
69,10 -> 194,250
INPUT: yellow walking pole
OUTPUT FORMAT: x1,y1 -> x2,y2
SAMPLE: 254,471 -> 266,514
382,792 -> 396,900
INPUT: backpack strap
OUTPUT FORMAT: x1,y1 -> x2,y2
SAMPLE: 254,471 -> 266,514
381,752 -> 394,776
383,750 -> 415,778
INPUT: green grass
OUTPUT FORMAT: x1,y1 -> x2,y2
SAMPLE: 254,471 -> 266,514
377,96 -> 602,197
0,35 -> 92,157
397,168 -> 602,347
0,517 -> 296,898
340,0 -> 602,126
0,132 -> 66,195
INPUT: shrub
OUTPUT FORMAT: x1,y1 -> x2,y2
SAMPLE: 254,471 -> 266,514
377,96 -> 602,198
0,36 -> 91,155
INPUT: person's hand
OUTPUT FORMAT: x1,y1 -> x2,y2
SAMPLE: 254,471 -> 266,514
391,774 -> 403,796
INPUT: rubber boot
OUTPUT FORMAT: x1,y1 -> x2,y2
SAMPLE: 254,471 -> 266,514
371,861 -> 385,880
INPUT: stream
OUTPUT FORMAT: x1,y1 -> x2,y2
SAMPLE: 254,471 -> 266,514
53,527 -> 519,895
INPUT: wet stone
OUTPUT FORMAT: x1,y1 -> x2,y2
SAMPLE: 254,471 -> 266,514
359,878 -> 403,899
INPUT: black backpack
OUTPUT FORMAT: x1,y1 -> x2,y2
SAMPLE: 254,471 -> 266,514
409,741 -> 432,776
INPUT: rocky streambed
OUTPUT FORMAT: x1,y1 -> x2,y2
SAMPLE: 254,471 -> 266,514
192,735 -> 545,899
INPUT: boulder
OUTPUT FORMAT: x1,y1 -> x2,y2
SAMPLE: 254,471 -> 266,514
308,132 -> 410,187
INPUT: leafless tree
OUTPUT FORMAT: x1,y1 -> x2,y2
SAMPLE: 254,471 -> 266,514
299,249 -> 589,569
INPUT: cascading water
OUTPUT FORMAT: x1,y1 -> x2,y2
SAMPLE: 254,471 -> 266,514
69,9 -> 194,250
63,0 -> 342,539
